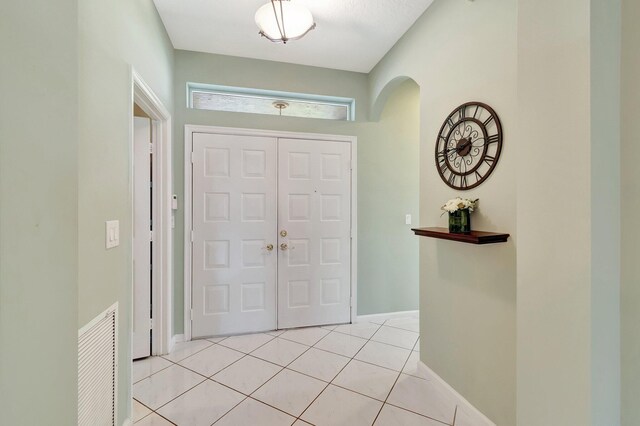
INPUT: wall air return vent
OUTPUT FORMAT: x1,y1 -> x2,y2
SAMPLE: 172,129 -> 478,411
78,303 -> 118,426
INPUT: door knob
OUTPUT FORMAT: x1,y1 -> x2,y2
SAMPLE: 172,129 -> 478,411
265,244 -> 274,252
280,243 -> 288,251
280,230 -> 288,237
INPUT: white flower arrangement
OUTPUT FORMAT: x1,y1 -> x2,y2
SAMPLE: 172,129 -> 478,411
441,197 -> 479,214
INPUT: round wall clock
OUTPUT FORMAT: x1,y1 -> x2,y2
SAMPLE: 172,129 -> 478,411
435,101 -> 503,190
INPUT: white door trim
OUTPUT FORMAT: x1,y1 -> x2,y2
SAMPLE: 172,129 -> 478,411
130,68 -> 173,356
184,125 -> 358,341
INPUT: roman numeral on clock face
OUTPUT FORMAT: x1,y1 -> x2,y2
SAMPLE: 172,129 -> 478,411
439,161 -> 448,176
486,134 -> 500,145
484,155 -> 496,166
483,115 -> 495,127
458,106 -> 466,121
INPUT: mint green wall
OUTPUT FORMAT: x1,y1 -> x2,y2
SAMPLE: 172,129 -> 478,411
173,50 -> 419,334
78,1 -> 174,423
622,0 -> 640,423
369,0 -> 624,424
0,2 -> 79,424
590,1 -> 621,423
357,81 -> 420,315
3,2 -> 631,424
370,0 -> 517,424
518,0 -> 622,424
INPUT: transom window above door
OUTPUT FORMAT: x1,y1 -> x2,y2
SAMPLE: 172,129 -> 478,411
188,83 -> 355,121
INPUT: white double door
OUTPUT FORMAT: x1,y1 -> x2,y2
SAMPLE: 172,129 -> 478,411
191,132 -> 352,337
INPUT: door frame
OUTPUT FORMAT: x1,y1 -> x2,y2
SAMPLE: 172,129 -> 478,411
129,69 -> 173,356
183,125 -> 358,341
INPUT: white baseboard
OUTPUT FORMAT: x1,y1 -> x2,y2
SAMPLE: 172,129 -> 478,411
418,360 -> 496,426
356,310 -> 418,324
171,334 -> 185,353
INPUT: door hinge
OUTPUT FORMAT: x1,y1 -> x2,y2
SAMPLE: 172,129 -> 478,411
350,296 -> 353,308
149,143 -> 154,154
150,230 -> 154,242
190,152 -> 194,163
149,318 -> 153,330
191,230 -> 194,242
190,309 -> 194,321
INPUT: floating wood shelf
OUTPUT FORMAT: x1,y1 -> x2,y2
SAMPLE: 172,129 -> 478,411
411,227 -> 510,245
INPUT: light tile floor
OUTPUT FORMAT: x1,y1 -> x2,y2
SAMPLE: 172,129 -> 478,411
133,315 -> 487,425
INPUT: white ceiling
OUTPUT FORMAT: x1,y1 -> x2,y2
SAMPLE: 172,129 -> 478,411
153,0 -> 435,73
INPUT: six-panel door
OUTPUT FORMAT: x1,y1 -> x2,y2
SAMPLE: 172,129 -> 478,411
191,133 -> 351,337
191,133 -> 278,338
277,138 -> 352,329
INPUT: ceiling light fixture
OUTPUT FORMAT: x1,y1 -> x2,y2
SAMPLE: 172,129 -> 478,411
255,0 -> 316,44
272,101 -> 289,115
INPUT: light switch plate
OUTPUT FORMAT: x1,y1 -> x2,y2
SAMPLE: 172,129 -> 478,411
405,214 -> 412,225
105,220 -> 120,249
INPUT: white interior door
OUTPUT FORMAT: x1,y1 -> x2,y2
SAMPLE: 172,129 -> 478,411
191,133 -> 278,337
133,117 -> 152,359
277,138 -> 352,329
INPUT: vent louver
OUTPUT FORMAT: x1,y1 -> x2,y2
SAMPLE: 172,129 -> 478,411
78,303 -> 118,426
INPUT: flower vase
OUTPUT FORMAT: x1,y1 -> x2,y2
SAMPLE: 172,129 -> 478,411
449,209 -> 471,234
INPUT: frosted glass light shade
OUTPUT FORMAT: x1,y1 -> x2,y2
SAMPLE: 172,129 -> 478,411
255,0 -> 316,43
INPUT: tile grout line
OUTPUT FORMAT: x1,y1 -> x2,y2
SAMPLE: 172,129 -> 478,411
208,395 -> 250,426
382,401 -> 452,425
202,335 -> 286,398
248,337 -> 411,410
137,335 -> 280,422
209,332 -> 327,425
253,328 -> 407,390
293,320 -> 387,424
132,406 -> 153,424
336,324 -> 419,351
367,322 -> 420,334
370,329 -> 419,425
132,343 -> 211,385
132,335 -> 279,424
211,330 -> 334,425
161,338 -> 216,362
133,321 -> 419,425
366,318 -> 404,425
134,359 -> 210,417
244,331 -> 330,404
248,330 -> 409,402
373,335 -> 454,426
